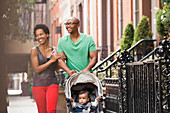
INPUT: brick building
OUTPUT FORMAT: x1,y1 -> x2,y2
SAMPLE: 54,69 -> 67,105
50,0 -> 163,60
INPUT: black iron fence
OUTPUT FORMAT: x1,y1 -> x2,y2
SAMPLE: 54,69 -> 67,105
118,37 -> 170,113
93,39 -> 156,112
93,37 -> 169,113
55,69 -> 65,87
119,61 -> 155,113
118,59 -> 169,113
105,78 -> 119,113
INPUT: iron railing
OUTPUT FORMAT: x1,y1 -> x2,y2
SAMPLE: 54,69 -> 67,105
93,39 -> 156,78
93,48 -> 121,78
118,62 -> 156,113
118,37 -> 170,113
93,39 -> 156,113
55,69 -> 65,87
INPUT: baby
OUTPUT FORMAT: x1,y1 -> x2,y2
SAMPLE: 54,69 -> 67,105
70,90 -> 100,113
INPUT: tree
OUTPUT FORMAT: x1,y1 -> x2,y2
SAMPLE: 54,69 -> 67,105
0,1 -> 35,112
2,0 -> 35,42
120,22 -> 134,51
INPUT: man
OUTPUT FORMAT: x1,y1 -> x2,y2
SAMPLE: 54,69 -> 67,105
57,17 -> 98,77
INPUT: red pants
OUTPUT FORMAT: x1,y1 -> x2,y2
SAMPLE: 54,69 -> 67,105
32,84 -> 59,113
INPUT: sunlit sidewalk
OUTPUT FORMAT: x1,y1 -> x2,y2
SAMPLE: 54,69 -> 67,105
8,90 -> 22,95
7,96 -> 38,113
7,88 -> 67,113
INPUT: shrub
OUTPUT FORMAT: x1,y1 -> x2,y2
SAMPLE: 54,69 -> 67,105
161,0 -> 170,7
163,11 -> 170,35
156,10 -> 165,37
156,3 -> 170,37
132,16 -> 153,46
120,22 -> 134,51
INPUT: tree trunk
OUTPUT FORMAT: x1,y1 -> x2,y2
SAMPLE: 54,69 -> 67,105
0,36 -> 7,113
0,1 -> 8,112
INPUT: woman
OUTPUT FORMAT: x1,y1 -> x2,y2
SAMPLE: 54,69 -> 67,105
30,24 -> 72,113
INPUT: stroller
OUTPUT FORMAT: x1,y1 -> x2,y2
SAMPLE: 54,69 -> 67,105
65,72 -> 104,113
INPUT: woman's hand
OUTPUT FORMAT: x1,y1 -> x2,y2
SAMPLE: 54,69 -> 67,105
51,53 -> 61,62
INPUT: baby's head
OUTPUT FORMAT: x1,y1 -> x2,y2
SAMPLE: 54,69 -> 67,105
78,90 -> 90,105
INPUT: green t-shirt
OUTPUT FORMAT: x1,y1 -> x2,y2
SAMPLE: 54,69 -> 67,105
57,33 -> 97,77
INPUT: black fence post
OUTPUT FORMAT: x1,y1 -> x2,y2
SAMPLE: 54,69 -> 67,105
156,36 -> 170,113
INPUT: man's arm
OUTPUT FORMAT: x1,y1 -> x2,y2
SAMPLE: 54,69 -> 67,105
56,40 -> 78,75
58,52 -> 67,60
81,50 -> 98,72
91,96 -> 101,107
56,52 -> 78,76
57,59 -> 78,76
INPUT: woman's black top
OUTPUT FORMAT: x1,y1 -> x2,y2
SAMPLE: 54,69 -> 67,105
33,46 -> 58,87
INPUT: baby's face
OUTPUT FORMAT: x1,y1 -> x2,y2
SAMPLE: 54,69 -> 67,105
79,93 -> 89,105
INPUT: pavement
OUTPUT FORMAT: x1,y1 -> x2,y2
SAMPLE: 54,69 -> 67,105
7,90 -> 38,113
7,89 -> 67,113
8,90 -> 22,95
7,96 -> 38,113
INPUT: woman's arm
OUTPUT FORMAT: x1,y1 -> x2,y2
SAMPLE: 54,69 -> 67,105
30,47 -> 61,74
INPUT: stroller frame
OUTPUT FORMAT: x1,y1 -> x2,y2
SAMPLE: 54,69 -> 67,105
65,72 -> 104,113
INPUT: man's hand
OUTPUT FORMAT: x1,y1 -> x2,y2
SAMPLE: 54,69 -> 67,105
96,96 -> 101,101
81,68 -> 90,72
68,70 -> 78,76
70,97 -> 73,102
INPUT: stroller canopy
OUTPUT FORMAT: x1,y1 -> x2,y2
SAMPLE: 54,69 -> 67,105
65,72 -> 103,98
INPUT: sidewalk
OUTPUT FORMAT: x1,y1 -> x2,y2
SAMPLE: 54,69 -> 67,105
7,88 -> 67,113
7,96 -> 38,113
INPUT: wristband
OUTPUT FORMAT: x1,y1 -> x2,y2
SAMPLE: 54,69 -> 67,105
51,50 -> 56,55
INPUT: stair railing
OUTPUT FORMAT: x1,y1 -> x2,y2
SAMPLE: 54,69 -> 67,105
92,48 -> 121,78
93,39 -> 156,79
139,37 -> 170,62
118,37 -> 170,113
94,38 -> 156,113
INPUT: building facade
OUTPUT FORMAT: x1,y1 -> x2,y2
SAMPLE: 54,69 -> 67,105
50,0 -> 163,60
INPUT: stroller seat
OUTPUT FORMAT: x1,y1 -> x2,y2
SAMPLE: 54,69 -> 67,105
65,72 -> 103,113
